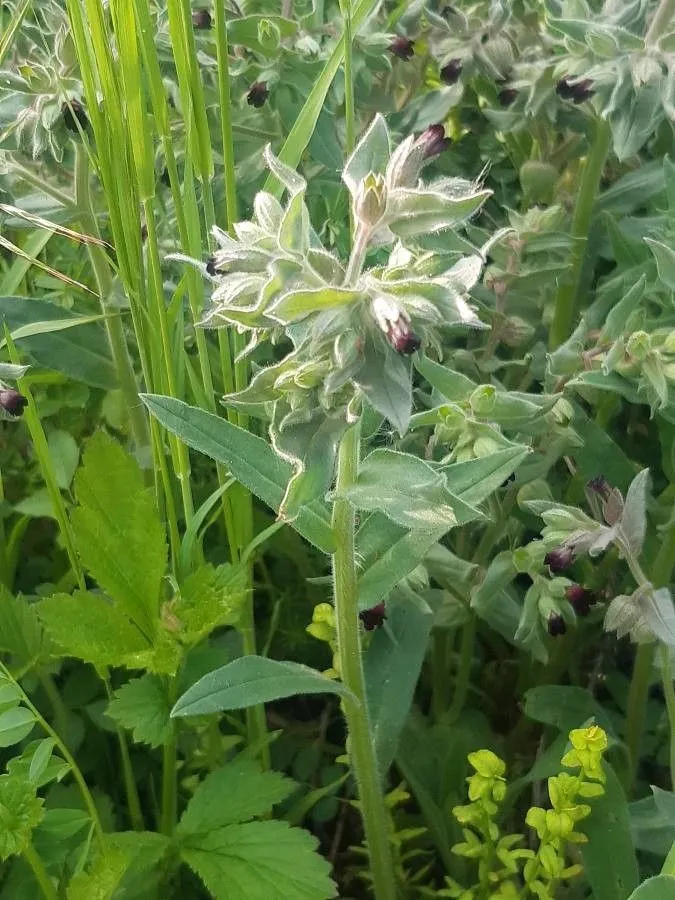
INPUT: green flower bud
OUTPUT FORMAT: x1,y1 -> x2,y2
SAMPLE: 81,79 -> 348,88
469,384 -> 497,416
355,172 -> 387,229
626,330 -> 651,361
519,161 -> 559,204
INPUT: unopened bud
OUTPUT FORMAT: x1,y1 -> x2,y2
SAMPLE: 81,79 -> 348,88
355,172 -> 387,229
247,81 -> 269,108
0,389 -> 27,418
565,584 -> 595,617
62,98 -> 89,132
627,330 -> 651,361
415,124 -> 451,160
192,8 -> 212,29
440,58 -> 462,85
544,545 -> 575,573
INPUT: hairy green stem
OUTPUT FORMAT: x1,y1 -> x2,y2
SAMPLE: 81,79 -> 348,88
332,425 -> 397,900
660,644 -> 675,790
23,842 -> 57,900
549,118 -> 611,349
74,146 -> 150,455
646,0 -> 675,44
448,614 -> 477,723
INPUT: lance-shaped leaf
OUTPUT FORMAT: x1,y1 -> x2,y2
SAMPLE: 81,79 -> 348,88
269,286 -> 365,324
342,114 -> 391,199
171,656 -> 354,717
387,182 -> 490,237
619,468 -> 650,557
353,339 -> 412,435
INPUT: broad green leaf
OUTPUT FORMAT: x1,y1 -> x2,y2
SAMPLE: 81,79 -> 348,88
0,707 -> 35,748
180,820 -> 336,900
353,341 -> 412,435
621,468 -> 649,557
37,591 -> 152,670
0,296 -> 116,390
70,432 -> 166,639
107,676 -> 172,748
627,876 -> 675,899
364,590 -> 434,774
524,685 -> 616,736
227,15 -> 297,54
35,808 -> 90,841
177,760 -> 295,834
338,449 -> 481,531
0,775 -> 43,860
582,764 -> 639,900
388,186 -> 491,237
171,656 -> 354,718
470,552 -> 521,645
342,113 -> 390,196
141,395 -> 334,554
645,239 -> 675,291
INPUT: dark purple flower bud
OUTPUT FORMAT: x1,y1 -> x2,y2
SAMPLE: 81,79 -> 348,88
62,99 -> 89,132
440,58 -> 462,85
571,79 -> 594,103
547,613 -> 566,637
497,87 -> 518,107
544,545 -> 575,573
392,331 -> 421,354
247,81 -> 269,108
140,223 -> 148,242
160,167 -> 171,187
0,389 -> 27,418
206,256 -> 217,276
556,77 -> 594,103
565,584 -> 594,617
192,8 -> 212,29
359,602 -> 386,631
389,36 -> 415,60
416,124 -> 451,160
587,475 -> 611,500
372,297 -> 421,355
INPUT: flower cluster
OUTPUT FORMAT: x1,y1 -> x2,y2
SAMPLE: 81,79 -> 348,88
175,116 -> 491,519
440,726 -> 608,899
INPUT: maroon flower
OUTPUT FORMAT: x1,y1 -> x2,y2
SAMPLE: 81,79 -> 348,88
0,389 -> 27,418
547,613 -> 567,637
206,256 -> 217,276
497,87 -> 518,107
389,36 -> 415,60
440,58 -> 462,85
416,124 -> 451,159
587,475 -> 611,500
565,584 -> 595,617
192,8 -> 212,29
359,602 -> 387,631
247,81 -> 269,108
372,298 -> 421,355
556,77 -> 594,103
544,545 -> 575,573
62,99 -> 89,132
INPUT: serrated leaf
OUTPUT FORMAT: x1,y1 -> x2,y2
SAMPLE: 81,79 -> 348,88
107,676 -> 172,749
181,820 -> 336,900
0,587 -> 44,669
175,564 -> 246,645
141,395 -> 334,554
70,432 -> 166,639
0,775 -> 43,860
37,592 -> 152,670
0,707 -> 35,748
620,468 -> 650,557
178,760 -> 295,834
67,832 -> 170,900
172,656 -> 354,718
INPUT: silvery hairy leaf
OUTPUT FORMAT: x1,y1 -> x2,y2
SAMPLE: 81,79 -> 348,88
0,363 -> 30,380
342,114 -> 391,200
619,468 -> 650,557
605,586 -> 675,646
